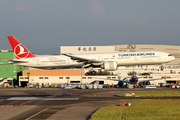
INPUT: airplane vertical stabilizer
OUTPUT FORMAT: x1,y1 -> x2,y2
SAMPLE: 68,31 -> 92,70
7,36 -> 35,59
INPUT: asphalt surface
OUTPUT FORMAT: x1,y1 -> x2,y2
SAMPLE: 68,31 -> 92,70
0,87 -> 179,120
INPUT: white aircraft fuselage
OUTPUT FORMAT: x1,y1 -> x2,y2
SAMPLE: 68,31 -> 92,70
7,36 -> 175,71
11,51 -> 175,70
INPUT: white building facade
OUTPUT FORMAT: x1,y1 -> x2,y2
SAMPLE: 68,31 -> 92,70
60,46 -> 115,54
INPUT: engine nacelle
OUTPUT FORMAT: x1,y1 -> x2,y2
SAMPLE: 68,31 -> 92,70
101,61 -> 117,71
118,81 -> 124,87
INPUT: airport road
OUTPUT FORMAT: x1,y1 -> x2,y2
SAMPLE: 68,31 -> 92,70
0,87 -> 179,120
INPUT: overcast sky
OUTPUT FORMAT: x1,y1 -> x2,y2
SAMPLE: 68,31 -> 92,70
1,0 -> 180,54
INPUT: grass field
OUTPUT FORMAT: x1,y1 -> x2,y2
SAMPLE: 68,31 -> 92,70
116,91 -> 180,97
90,99 -> 180,120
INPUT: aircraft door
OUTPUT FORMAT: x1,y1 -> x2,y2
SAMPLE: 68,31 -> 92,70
35,59 -> 46,66
66,57 -> 71,64
158,53 -> 162,60
158,53 -> 166,62
98,56 -> 103,61
134,56 -> 138,62
134,56 -> 140,64
35,59 -> 41,65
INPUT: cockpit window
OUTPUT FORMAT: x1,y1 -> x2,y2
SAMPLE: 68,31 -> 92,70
168,54 -> 172,56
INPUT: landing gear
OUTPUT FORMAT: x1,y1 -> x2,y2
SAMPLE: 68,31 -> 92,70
160,65 -> 164,71
85,66 -> 98,76
85,70 -> 97,76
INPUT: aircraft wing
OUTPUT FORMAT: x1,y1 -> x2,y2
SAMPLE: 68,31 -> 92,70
62,53 -> 102,64
138,78 -> 163,83
93,77 -> 130,83
138,76 -> 180,83
115,79 -> 130,83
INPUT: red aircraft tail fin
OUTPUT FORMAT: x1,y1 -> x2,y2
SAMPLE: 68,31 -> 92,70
7,36 -> 35,59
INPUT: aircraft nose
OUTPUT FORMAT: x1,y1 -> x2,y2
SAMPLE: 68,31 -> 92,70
172,56 -> 175,60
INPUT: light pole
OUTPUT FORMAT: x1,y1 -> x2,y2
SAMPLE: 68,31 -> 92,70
81,65 -> 85,85
66,76 -> 70,86
27,72 -> 30,88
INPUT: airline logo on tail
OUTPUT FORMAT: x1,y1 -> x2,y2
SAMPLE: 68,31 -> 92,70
7,36 -> 35,59
14,44 -> 29,58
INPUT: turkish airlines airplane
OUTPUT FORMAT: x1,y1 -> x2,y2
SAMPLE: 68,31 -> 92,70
7,36 -> 175,70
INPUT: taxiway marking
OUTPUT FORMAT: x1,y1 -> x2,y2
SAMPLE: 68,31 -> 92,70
25,107 -> 49,120
1,100 -> 33,112
7,97 -> 79,100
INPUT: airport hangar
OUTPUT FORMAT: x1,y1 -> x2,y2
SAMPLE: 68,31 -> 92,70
1,44 -> 180,87
17,44 -> 180,87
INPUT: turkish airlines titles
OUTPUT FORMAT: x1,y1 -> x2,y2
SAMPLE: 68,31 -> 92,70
118,52 -> 155,57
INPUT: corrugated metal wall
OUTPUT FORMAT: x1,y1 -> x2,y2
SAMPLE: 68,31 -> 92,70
0,51 -> 29,84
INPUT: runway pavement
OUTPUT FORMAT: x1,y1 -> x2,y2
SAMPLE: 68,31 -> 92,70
0,87 -> 179,120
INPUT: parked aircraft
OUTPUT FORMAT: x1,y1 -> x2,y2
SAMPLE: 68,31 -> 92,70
0,78 -> 13,86
95,75 -> 180,87
7,36 -> 175,70
95,75 -> 165,87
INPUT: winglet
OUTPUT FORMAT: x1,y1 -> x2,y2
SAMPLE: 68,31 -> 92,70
7,36 -> 35,59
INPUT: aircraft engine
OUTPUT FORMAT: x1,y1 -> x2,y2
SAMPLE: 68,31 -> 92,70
139,81 -> 151,85
101,61 -> 117,71
118,81 -> 124,87
144,81 -> 151,85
